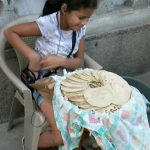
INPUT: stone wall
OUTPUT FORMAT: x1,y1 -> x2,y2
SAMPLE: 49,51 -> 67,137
0,0 -> 150,28
0,0 -> 46,28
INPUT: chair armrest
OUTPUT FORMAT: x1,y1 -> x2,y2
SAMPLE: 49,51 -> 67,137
0,14 -> 40,92
84,53 -> 103,70
0,35 -> 29,93
0,33 -> 35,113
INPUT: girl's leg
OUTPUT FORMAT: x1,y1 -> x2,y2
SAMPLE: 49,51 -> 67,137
38,100 -> 63,148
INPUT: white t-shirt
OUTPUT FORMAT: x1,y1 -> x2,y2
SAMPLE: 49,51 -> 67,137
35,11 -> 86,58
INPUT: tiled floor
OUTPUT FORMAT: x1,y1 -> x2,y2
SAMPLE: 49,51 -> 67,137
0,118 -> 23,150
0,118 -> 59,150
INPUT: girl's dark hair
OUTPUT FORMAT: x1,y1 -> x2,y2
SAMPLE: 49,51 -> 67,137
61,0 -> 98,11
42,0 -> 98,16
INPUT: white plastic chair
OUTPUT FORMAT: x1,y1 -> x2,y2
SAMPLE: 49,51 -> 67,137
0,14 -> 103,150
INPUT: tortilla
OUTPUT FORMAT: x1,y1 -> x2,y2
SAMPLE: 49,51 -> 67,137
61,80 -> 88,88
111,84 -> 131,105
61,85 -> 85,93
84,85 -> 113,107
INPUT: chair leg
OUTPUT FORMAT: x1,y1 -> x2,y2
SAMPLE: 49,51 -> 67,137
24,111 -> 45,150
8,96 -> 19,130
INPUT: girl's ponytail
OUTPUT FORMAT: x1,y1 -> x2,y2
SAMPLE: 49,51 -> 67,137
42,0 -> 62,16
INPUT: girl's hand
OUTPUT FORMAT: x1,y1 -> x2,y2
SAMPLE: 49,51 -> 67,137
40,55 -> 64,70
28,52 -> 41,72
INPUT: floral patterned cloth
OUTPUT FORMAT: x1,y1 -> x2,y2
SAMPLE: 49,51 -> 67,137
52,75 -> 150,150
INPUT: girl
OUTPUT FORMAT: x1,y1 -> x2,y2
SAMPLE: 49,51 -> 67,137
4,0 -> 98,148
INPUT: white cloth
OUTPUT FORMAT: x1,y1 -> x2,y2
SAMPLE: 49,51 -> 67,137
35,12 -> 86,57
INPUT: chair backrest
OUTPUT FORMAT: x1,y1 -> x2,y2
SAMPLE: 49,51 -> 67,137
123,76 -> 150,101
16,36 -> 38,72
2,14 -> 40,72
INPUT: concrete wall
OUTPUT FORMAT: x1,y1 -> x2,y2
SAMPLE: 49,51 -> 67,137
86,24 -> 150,76
86,8 -> 150,76
0,0 -> 46,28
0,0 -> 150,123
0,0 -> 150,28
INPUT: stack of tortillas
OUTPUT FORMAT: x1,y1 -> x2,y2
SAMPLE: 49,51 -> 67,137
61,69 -> 132,113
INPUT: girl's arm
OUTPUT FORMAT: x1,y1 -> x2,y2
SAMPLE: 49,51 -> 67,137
40,37 -> 85,70
4,22 -> 42,71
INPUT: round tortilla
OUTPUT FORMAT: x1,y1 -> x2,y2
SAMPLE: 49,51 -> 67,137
84,85 -> 113,107
61,80 -> 88,88
111,84 -> 131,105
61,85 -> 85,92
